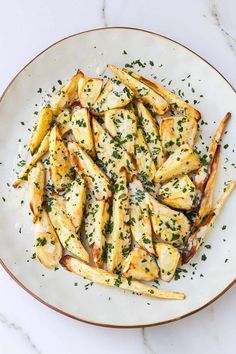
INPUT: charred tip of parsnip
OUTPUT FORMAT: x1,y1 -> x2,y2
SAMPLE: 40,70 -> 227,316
32,215 -> 37,224
181,242 -> 197,265
59,255 -> 71,268
222,112 -> 231,125
12,180 -> 21,188
120,166 -> 128,177
120,165 -> 133,182
225,112 -> 231,120
130,174 -> 139,183
50,191 -> 59,199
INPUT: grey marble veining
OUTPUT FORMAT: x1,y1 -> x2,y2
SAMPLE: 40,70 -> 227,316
210,0 -> 236,54
142,328 -> 156,354
0,312 -> 42,354
101,0 -> 108,27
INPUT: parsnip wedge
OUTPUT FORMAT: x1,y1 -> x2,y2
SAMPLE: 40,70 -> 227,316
158,175 -> 197,210
148,194 -> 191,245
49,126 -> 72,191
135,101 -> 165,168
13,132 -> 50,188
135,127 -> 156,182
130,71 -> 201,121
55,108 -> 72,135
122,248 -> 159,281
108,64 -> 169,115
160,115 -> 198,155
64,178 -> 87,232
129,176 -> 155,254
155,243 -> 180,282
91,78 -> 134,115
50,72 -> 84,114
104,108 -> 137,154
29,108 -> 54,154
107,169 -> 131,273
71,107 -> 95,157
194,146 -> 220,227
49,195 -> 89,262
28,162 -> 45,223
85,199 -> 110,267
78,77 -> 103,107
13,118 -> 72,189
154,143 -> 201,184
182,181 -> 236,264
194,112 -> 230,192
92,118 -> 136,180
60,255 -> 185,300
67,141 -> 111,201
34,208 -> 63,269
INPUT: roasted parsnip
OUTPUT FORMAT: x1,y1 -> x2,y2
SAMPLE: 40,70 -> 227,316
194,146 -> 220,227
34,208 -> 63,269
49,126 -> 72,190
64,178 -> 87,232
55,108 -> 72,135
158,175 -> 197,210
13,132 -> 50,188
129,175 -> 155,254
194,112 -> 230,192
28,162 -> 45,223
107,169 -> 131,273
49,194 -> 89,262
108,64 -> 169,115
85,199 -> 110,267
67,141 -> 111,201
148,194 -> 191,245
92,118 -> 136,180
104,108 -> 137,155
135,127 -> 156,183
50,72 -> 84,114
160,115 -> 198,155
78,77 -> 103,108
13,117 -> 72,188
154,143 -> 201,184
92,78 -> 134,115
155,243 -> 180,282
135,101 -> 165,168
71,107 -> 95,157
122,247 -> 159,281
61,255 -> 185,300
182,180 -> 236,264
130,71 -> 201,121
13,62 -> 235,295
29,108 -> 54,154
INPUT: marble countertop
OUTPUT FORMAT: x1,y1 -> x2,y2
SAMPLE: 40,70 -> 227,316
0,0 -> 236,353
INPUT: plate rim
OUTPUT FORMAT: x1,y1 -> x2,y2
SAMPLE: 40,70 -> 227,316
0,26 -> 235,328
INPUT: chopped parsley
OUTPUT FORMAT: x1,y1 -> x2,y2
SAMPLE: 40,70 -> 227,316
201,254 -> 207,261
36,237 -> 47,246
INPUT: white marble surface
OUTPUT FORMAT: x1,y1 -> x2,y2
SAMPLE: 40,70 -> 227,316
0,0 -> 236,353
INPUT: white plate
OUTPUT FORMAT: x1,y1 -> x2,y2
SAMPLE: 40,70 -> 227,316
0,28 -> 236,328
